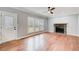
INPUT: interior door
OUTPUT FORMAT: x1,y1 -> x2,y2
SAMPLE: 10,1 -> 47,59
2,11 -> 17,42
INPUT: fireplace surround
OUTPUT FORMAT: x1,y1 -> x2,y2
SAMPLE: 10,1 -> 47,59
54,24 -> 67,34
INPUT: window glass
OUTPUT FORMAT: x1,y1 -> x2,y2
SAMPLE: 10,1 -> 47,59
27,17 -> 45,33
39,19 -> 44,31
34,18 -> 39,32
28,17 -> 34,33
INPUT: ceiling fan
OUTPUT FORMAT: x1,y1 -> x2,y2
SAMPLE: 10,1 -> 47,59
48,7 -> 55,14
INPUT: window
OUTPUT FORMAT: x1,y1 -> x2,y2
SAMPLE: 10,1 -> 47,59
34,18 -> 39,32
27,17 -> 35,33
39,19 -> 44,31
27,16 -> 45,34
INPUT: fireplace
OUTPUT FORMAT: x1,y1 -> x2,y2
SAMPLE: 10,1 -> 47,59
54,24 -> 67,34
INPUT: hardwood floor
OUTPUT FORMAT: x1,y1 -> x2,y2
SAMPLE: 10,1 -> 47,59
45,33 -> 79,51
0,32 -> 79,51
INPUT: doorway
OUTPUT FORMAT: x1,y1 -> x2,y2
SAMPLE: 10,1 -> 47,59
0,11 -> 17,43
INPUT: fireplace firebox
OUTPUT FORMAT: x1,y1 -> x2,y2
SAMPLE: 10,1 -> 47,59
54,24 -> 67,34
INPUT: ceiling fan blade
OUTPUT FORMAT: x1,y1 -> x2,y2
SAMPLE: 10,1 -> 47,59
48,7 -> 55,14
50,11 -> 53,14
51,7 -> 55,10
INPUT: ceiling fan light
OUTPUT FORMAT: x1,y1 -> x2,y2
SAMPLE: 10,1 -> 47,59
48,11 -> 50,14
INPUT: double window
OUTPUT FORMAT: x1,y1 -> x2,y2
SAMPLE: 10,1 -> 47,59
27,16 -> 45,34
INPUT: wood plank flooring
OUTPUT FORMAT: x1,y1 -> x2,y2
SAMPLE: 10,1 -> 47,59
0,32 -> 79,51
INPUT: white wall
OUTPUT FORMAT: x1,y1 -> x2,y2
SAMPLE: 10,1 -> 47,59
78,15 -> 79,35
0,7 -> 48,38
48,14 -> 79,36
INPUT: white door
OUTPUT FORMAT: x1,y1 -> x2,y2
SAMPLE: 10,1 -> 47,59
2,11 -> 17,42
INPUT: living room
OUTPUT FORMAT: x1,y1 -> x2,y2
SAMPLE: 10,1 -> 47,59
0,7 -> 79,51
